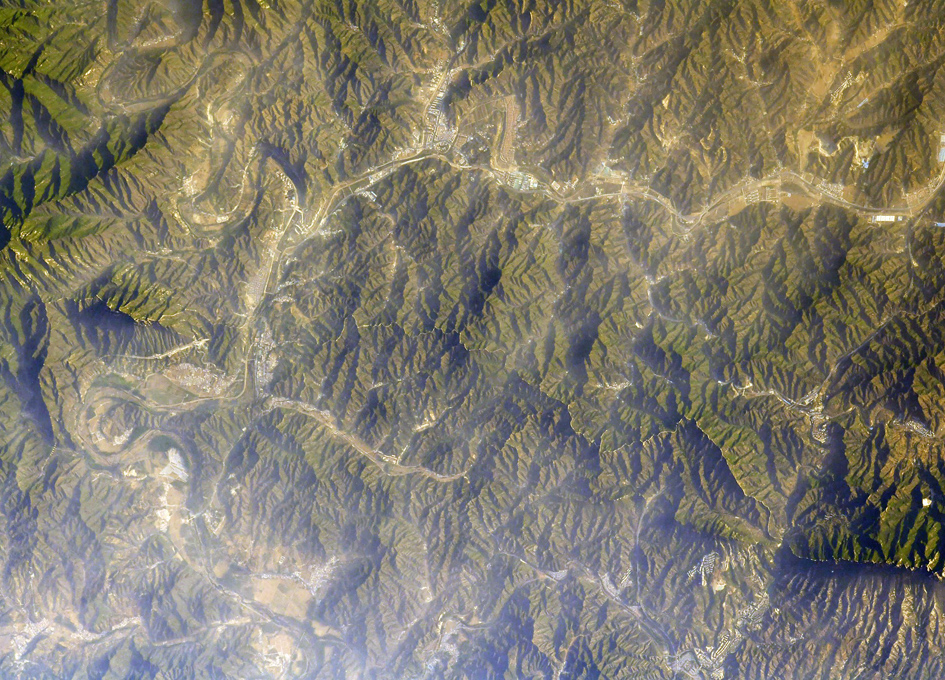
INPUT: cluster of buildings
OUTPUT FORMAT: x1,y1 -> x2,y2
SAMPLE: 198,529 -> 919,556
501,171 -> 540,191
814,177 -> 845,199
741,186 -> 781,203
423,64 -> 456,149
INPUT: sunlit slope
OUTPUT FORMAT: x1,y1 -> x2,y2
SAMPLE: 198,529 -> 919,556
4,1 -> 945,678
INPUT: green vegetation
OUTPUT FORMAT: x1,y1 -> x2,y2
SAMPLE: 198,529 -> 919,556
3,0 -> 945,678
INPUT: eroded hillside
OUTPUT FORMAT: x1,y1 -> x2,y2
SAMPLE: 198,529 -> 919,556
3,1 -> 945,678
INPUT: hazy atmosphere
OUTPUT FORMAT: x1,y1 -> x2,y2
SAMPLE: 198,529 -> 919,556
3,1 -> 945,678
